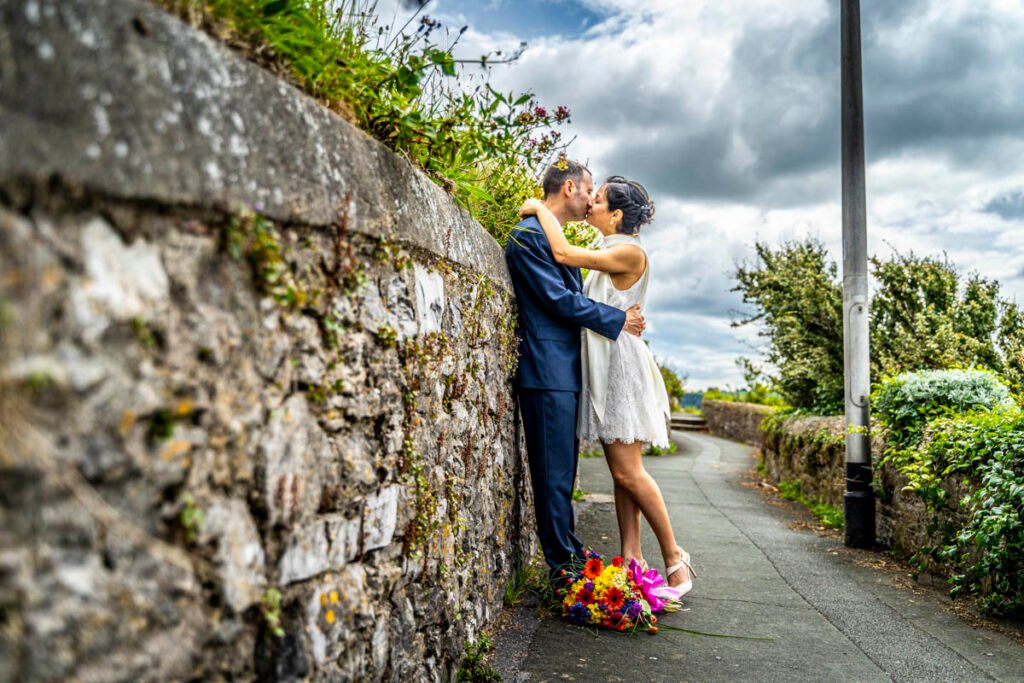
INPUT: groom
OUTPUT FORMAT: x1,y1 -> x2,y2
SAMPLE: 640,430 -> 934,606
505,159 -> 645,576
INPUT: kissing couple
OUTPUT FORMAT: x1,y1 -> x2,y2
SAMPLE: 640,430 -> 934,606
506,158 -> 695,594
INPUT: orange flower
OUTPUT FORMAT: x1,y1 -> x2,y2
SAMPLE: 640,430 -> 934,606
576,588 -> 595,605
584,558 -> 604,580
605,587 -> 625,611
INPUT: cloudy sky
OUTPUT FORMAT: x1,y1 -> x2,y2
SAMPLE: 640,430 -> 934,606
382,0 -> 1024,389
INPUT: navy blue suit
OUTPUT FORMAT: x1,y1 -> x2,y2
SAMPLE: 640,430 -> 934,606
505,216 -> 625,571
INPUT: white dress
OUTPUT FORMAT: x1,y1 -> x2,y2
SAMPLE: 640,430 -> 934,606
578,237 -> 670,449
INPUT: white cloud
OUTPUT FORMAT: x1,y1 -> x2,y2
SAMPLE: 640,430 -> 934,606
380,0 -> 1024,388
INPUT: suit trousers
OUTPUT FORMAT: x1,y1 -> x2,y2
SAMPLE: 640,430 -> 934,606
517,388 -> 585,572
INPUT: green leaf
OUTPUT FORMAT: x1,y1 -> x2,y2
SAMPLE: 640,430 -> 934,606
262,0 -> 290,17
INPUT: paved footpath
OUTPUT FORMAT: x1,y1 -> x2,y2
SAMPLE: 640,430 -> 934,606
490,431 -> 1024,682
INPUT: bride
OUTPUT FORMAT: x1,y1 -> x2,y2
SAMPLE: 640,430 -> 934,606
519,176 -> 696,594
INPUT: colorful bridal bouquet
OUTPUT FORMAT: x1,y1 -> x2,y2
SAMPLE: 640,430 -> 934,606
557,550 -> 683,633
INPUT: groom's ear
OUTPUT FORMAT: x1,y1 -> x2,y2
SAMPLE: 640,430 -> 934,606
562,179 -> 576,197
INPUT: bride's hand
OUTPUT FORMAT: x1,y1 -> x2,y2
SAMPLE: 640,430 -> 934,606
519,198 -> 544,218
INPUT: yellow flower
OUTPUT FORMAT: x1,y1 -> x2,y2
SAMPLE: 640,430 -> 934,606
329,590 -> 339,605
325,610 -> 336,624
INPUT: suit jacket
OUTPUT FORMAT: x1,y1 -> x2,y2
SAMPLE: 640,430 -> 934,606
505,215 -> 626,391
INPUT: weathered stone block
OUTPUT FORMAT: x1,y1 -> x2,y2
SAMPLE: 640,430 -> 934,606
414,264 -> 445,335
260,394 -> 328,527
69,217 -> 169,344
202,498 -> 268,612
702,399 -> 773,445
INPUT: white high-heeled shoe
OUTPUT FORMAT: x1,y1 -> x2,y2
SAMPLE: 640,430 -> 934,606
665,547 -> 696,597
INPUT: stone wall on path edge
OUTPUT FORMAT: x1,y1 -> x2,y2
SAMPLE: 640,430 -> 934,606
705,400 -> 973,575
0,1 -> 535,680
701,399 -> 774,445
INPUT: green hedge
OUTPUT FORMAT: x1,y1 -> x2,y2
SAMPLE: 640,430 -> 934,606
873,369 -> 1023,615
917,411 -> 1024,615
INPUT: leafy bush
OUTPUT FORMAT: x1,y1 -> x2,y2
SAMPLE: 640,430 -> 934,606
897,410 -> 1024,615
158,0 -> 573,245
580,441 -> 678,457
870,252 -> 1010,380
645,441 -> 677,456
955,454 -> 1024,615
765,369 -> 1024,614
872,369 -> 1013,448
732,240 -> 844,413
457,635 -> 500,683
658,362 -> 686,410
702,386 -> 787,408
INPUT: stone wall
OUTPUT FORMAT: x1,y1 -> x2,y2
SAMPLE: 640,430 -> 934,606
759,415 -> 973,568
759,414 -> 848,510
701,399 -> 774,445
0,1 -> 534,681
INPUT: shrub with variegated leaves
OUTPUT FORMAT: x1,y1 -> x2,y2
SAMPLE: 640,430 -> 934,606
871,368 -> 1014,448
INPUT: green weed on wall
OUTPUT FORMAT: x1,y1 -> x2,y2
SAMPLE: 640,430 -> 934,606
873,369 -> 1024,616
156,0 -> 574,246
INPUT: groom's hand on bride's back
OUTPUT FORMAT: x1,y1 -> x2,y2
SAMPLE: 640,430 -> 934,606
623,305 -> 645,337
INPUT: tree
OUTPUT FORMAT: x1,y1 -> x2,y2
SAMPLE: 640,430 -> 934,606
658,362 -> 686,410
733,238 -> 1024,413
998,301 -> 1024,392
869,252 -> 1002,376
732,240 -> 845,414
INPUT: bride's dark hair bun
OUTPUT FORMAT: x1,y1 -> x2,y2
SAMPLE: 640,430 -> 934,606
604,175 -> 655,235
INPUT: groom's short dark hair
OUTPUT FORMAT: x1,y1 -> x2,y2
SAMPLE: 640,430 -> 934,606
541,158 -> 591,198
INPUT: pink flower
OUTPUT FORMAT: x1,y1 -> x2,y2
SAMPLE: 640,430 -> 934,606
628,558 -> 683,612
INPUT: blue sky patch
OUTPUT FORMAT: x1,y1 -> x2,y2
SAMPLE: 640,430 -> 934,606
433,0 -> 607,38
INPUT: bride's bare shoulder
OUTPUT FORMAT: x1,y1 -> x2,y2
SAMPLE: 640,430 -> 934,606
608,242 -> 646,264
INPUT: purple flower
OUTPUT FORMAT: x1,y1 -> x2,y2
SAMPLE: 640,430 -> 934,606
569,602 -> 590,625
584,581 -> 594,592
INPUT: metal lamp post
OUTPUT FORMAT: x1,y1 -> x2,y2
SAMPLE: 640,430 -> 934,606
841,0 -> 875,548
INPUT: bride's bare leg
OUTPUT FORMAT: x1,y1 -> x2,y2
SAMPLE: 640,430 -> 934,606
603,440 -> 688,587
613,478 -> 643,563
